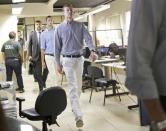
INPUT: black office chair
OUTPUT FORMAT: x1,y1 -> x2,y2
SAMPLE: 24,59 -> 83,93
16,86 -> 67,131
82,61 -> 91,92
88,66 -> 121,105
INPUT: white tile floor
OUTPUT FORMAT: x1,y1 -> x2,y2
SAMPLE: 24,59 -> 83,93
15,68 -> 149,131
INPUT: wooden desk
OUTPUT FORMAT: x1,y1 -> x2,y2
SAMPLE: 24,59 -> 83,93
102,62 -> 126,69
94,58 -> 118,64
6,117 -> 40,131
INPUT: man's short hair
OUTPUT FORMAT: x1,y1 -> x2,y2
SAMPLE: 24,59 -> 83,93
9,31 -> 16,39
35,20 -> 41,24
63,4 -> 73,9
46,16 -> 52,21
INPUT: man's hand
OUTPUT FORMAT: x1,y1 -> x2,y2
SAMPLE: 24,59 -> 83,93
89,51 -> 98,62
42,61 -> 46,69
29,56 -> 32,61
57,64 -> 63,74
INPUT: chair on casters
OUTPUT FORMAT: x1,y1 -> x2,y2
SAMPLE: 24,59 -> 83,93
16,86 -> 67,131
87,66 -> 122,106
82,61 -> 91,92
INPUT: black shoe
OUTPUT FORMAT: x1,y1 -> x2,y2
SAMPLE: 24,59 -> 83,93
76,119 -> 84,128
16,88 -> 21,91
19,89 -> 25,93
43,84 -> 46,88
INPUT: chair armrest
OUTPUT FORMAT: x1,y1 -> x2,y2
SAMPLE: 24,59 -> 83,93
16,97 -> 25,102
16,97 -> 25,118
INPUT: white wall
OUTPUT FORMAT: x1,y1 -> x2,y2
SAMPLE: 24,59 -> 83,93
88,0 -> 131,46
0,14 -> 18,47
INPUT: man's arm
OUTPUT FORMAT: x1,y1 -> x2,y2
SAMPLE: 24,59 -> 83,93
126,0 -> 166,124
1,45 -> 5,63
17,43 -> 23,63
82,24 -> 98,61
40,32 -> 46,68
54,27 -> 63,74
28,32 -> 33,60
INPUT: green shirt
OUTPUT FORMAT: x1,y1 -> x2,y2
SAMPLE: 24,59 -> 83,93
1,40 -> 21,59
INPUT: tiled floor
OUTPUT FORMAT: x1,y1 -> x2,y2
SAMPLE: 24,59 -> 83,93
15,68 -> 149,131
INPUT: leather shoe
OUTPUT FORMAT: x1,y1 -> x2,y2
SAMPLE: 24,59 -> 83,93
76,119 -> 84,128
16,88 -> 21,91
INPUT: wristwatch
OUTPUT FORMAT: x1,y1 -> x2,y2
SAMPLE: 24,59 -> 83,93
151,120 -> 166,131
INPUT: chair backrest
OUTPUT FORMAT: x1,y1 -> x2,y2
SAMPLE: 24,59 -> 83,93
87,66 -> 103,79
83,61 -> 91,76
35,86 -> 67,117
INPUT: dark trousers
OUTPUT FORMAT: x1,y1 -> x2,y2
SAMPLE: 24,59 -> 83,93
5,58 -> 24,89
32,57 -> 48,91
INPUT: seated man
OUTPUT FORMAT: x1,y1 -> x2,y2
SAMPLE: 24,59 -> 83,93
108,43 -> 119,58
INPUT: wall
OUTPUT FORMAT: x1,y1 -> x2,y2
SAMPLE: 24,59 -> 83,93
88,0 -> 131,46
0,15 -> 18,46
0,8 -> 18,62
75,0 -> 131,46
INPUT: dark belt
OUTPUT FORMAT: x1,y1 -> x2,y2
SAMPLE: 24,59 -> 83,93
45,53 -> 54,56
6,57 -> 19,60
63,54 -> 82,58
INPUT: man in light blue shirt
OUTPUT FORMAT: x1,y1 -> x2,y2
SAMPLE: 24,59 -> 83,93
41,16 -> 61,87
54,4 -> 97,128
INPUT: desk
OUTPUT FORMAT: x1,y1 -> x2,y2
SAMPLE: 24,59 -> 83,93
6,117 -> 40,131
103,63 -> 139,110
102,62 -> 125,78
94,58 -> 118,64
102,62 -> 129,97
84,58 -> 118,64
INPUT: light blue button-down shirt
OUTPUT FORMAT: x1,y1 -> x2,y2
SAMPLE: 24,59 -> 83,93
54,20 -> 95,65
40,27 -> 55,54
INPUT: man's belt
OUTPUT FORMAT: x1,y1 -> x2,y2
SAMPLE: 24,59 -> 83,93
63,54 -> 82,58
45,53 -> 54,56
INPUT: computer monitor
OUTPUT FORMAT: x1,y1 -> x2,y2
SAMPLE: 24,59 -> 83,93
97,47 -> 109,56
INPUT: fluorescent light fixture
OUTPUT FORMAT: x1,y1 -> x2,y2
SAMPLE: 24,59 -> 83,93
87,4 -> 110,15
12,7 -> 23,15
12,0 -> 26,3
74,4 -> 110,20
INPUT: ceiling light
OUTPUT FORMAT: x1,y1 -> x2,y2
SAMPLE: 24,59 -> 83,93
87,4 -> 110,15
74,4 -> 110,20
12,7 -> 23,15
12,0 -> 26,3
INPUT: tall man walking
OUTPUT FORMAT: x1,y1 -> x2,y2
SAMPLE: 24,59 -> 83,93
54,4 -> 97,128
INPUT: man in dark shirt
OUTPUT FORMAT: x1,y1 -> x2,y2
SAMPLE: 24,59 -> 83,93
1,31 -> 24,93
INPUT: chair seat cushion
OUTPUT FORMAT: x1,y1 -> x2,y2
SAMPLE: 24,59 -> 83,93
21,108 -> 42,121
95,78 -> 118,86
95,78 -> 110,84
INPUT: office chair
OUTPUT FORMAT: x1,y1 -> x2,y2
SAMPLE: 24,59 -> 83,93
87,66 -> 121,105
16,86 -> 67,131
82,61 -> 91,92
